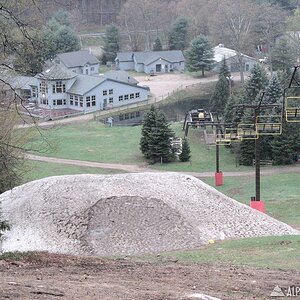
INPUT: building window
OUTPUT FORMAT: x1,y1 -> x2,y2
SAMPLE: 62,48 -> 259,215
119,114 -> 124,121
91,66 -> 94,71
32,86 -> 38,97
130,93 -> 134,99
40,80 -> 48,93
92,95 -> 96,106
109,89 -> 113,95
119,95 -> 123,101
64,99 -> 67,105
52,81 -> 65,93
109,97 -> 113,103
103,90 -> 107,96
130,112 -> 135,118
135,92 -> 140,98
124,113 -> 129,120
79,96 -> 83,107
53,99 -> 56,106
74,95 -> 79,106
86,96 -> 91,107
70,95 -> 74,105
135,111 -> 140,118
124,94 -> 129,100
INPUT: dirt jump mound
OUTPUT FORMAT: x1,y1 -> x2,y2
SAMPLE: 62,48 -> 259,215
0,173 -> 298,256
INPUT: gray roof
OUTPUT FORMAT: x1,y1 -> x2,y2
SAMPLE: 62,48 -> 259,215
68,75 -> 106,95
214,44 -> 256,63
103,70 -> 138,85
116,52 -> 133,62
36,64 -> 77,80
135,50 -> 185,65
116,50 -> 185,65
0,71 -> 38,90
56,50 -> 100,68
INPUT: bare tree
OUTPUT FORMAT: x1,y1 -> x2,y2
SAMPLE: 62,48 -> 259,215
175,0 -> 219,39
0,1 -> 50,193
118,0 -> 177,51
255,3 -> 287,75
209,0 -> 260,83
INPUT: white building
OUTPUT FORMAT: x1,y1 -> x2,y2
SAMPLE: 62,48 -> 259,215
36,64 -> 150,113
115,50 -> 185,74
53,50 -> 100,75
213,44 -> 257,73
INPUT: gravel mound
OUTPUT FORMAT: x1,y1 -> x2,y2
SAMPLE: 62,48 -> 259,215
0,173 -> 298,256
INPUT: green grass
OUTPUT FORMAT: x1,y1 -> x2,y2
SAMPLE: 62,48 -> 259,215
203,173 -> 300,227
27,122 -> 144,164
26,121 -> 250,172
22,160 -> 125,184
158,235 -> 300,270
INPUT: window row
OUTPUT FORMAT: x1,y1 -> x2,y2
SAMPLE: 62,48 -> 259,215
119,92 -> 140,102
70,95 -> 84,107
53,99 -> 67,106
103,89 -> 113,96
52,81 -> 66,93
119,111 -> 141,121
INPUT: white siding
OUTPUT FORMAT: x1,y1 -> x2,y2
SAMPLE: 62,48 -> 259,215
83,80 -> 149,112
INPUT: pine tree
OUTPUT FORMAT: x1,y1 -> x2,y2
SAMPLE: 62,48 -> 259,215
140,105 -> 157,159
239,140 -> 255,165
168,17 -> 189,50
185,35 -> 215,77
179,138 -> 191,162
272,39 -> 295,72
210,75 -> 230,115
103,24 -> 120,62
265,75 -> 283,104
153,37 -> 163,51
140,106 -> 175,163
219,57 -> 231,79
242,64 -> 268,104
271,121 -> 300,164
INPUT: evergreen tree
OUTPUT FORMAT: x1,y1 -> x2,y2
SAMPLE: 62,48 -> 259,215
185,35 -> 215,77
140,106 -> 175,163
168,17 -> 189,50
210,75 -> 230,115
179,138 -> 191,162
238,64 -> 268,165
272,39 -> 295,72
140,105 -> 157,159
153,37 -> 163,51
103,24 -> 120,62
239,140 -> 255,165
265,75 -> 283,104
242,64 -> 268,104
219,57 -> 231,79
41,12 -> 81,60
224,95 -> 244,125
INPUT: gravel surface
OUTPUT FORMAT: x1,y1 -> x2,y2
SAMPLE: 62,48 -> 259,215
1,172 -> 298,256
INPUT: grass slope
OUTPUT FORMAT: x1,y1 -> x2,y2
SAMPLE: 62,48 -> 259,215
159,236 -> 300,270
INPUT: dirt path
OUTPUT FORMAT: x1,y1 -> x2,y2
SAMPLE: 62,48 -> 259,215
0,253 -> 298,300
26,154 -> 300,178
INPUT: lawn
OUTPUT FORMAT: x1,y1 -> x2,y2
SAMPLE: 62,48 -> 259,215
158,235 -> 300,270
25,121 -> 250,172
26,121 -> 144,164
202,173 -> 300,227
22,160 -> 124,184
